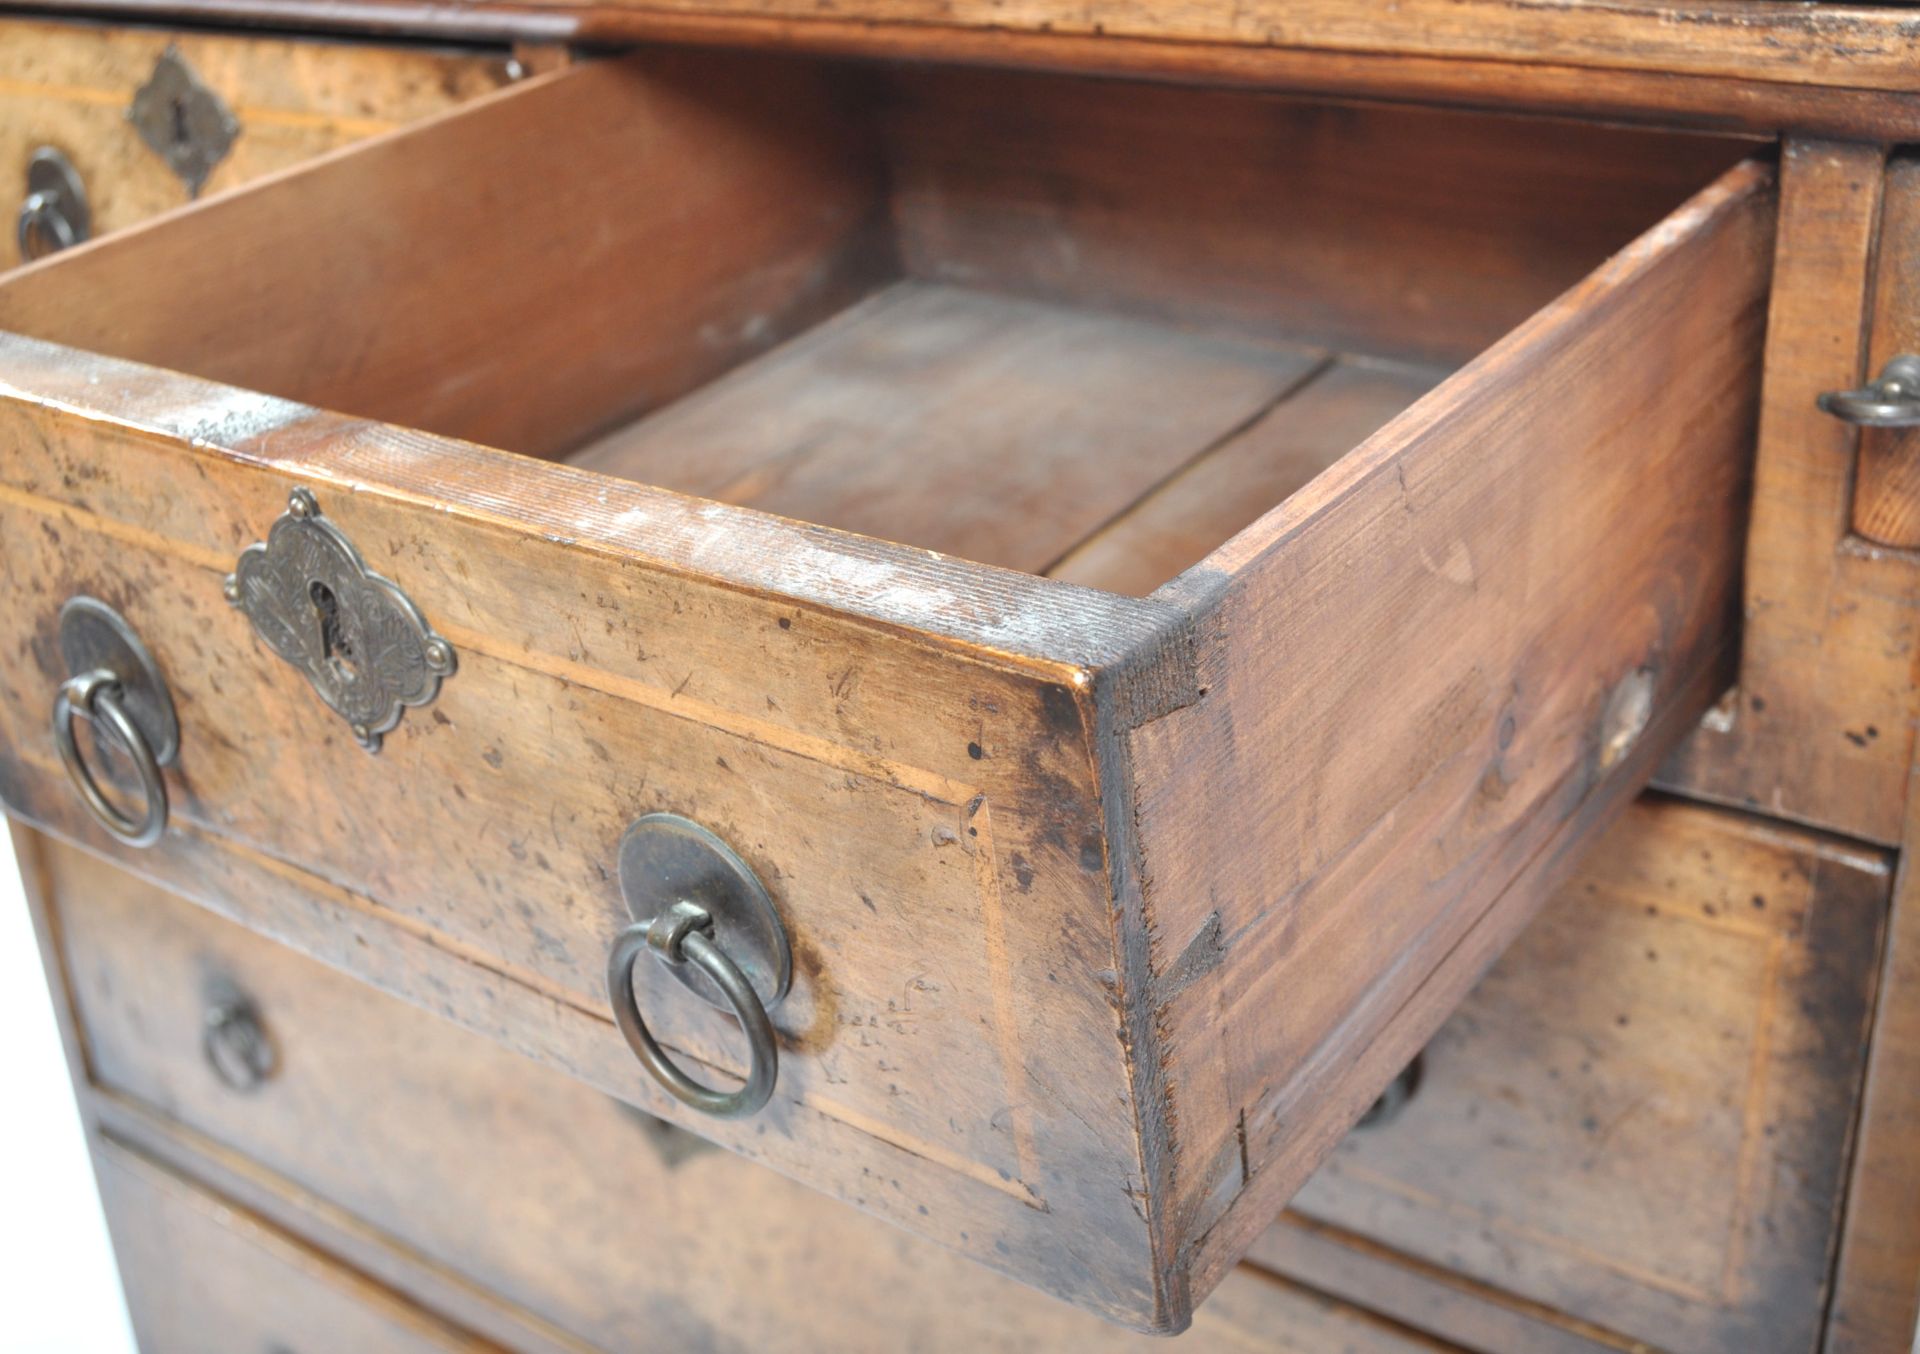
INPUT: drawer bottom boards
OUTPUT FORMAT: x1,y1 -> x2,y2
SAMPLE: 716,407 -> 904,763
29,792 -> 1888,1353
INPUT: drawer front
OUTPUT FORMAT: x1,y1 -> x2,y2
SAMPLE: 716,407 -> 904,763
2,17 -> 515,268
95,1137 -> 495,1354
0,53 -> 1771,1328
51,838 -> 1445,1354
1253,797 -> 1889,1353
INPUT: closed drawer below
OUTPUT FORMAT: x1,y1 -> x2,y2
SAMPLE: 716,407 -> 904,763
94,1137 -> 495,1354
47,832 -> 1445,1354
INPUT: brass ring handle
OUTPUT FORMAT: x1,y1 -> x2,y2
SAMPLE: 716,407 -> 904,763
1819,354 -> 1920,429
52,669 -> 169,848
606,901 -> 780,1119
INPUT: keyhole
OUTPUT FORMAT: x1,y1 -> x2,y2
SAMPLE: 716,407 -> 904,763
309,580 -> 358,684
170,97 -> 191,149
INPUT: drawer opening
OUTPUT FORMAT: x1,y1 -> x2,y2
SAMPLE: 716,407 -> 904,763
0,39 -> 1780,1334
0,49 -> 1749,598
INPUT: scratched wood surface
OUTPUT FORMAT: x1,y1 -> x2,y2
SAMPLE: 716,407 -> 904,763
0,54 -> 1745,468
1118,161 -> 1776,1310
57,843 -> 1454,1354
573,283 -> 1330,577
1657,141 -> 1920,848
0,48 -> 1771,1329
880,66 -> 1747,368
1254,796 -> 1889,1354
97,1139 -> 499,1353
579,306 -> 1439,593
14,0 -> 1920,139
1049,358 -> 1447,596
1826,757 -> 1920,1354
1849,153 -> 1920,551
0,335 -> 1178,1324
0,52 -> 891,458
0,15 -> 515,269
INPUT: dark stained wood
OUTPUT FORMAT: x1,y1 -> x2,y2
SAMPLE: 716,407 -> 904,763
883,68 -> 1749,367
0,52 -> 892,459
95,1138 -> 500,1353
1117,161 -> 1775,1310
572,282 -> 1325,574
14,0 -> 1920,140
1657,140 -> 1920,848
1050,358 -> 1443,596
1851,154 -> 1920,551
1273,796 -> 1889,1354
59,843 -> 1456,1354
1827,760 -> 1920,1354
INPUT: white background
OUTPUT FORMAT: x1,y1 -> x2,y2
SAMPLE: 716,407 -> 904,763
0,827 -> 135,1352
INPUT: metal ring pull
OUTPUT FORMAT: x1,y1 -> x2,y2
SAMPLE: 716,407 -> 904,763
18,191 -> 76,257
607,813 -> 793,1120
49,598 -> 181,850
53,671 -> 169,848
203,990 -> 276,1092
607,901 -> 780,1119
1819,354 -> 1920,428
17,147 -> 90,261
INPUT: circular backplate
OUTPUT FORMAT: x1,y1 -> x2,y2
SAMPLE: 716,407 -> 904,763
618,813 -> 790,1012
58,596 -> 179,766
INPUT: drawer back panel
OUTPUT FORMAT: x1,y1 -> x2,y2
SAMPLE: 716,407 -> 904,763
0,50 -> 1748,458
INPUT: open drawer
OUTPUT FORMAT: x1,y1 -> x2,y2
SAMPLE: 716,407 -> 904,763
0,50 -> 1772,1330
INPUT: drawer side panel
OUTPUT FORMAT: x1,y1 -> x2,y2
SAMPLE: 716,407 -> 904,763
1127,161 -> 1778,1292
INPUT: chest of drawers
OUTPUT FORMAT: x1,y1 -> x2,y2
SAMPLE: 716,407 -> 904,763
3,5 -> 1919,1350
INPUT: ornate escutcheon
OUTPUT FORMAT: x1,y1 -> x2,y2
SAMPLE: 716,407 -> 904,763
225,488 -> 455,752
127,46 -> 239,198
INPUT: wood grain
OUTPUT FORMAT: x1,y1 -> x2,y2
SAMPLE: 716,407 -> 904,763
0,52 -> 892,459
1249,1219 -> 1629,1354
15,0 -> 1920,139
1118,160 -> 1775,1310
0,332 -> 1180,1326
883,67 -> 1747,367
1826,755 -> 1920,1354
96,1137 -> 499,1353
1851,154 -> 1920,551
59,844 -> 1454,1354
423,0 -> 1920,93
572,282 -> 1326,574
1657,140 -> 1920,847
1049,358 -> 1444,596
1275,796 -> 1889,1354
2,49 -> 1747,461
0,51 -> 1781,1327
0,16 -> 516,268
